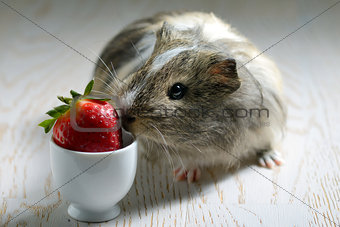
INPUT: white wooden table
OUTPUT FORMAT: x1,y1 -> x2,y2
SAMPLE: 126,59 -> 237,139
1,0 -> 339,226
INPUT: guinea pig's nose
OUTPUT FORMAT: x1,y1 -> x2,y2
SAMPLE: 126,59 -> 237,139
122,115 -> 136,132
126,116 -> 136,123
123,115 -> 136,124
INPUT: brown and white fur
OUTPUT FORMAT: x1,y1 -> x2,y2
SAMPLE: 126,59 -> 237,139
92,11 -> 286,182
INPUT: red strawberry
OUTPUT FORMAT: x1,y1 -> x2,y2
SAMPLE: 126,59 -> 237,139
39,80 -> 122,152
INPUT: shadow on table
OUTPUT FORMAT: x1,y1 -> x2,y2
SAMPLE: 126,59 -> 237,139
6,154 -> 258,226
117,153 -> 258,220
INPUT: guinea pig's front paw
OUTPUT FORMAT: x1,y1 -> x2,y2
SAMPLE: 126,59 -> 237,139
257,150 -> 285,169
173,166 -> 201,183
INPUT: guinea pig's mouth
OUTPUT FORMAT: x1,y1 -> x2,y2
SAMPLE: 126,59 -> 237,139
122,118 -> 163,142
121,116 -> 146,138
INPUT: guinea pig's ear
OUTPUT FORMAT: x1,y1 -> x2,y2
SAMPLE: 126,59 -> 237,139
157,22 -> 175,41
208,58 -> 241,94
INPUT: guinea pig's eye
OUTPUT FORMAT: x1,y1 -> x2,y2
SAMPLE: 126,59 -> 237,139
168,83 -> 187,100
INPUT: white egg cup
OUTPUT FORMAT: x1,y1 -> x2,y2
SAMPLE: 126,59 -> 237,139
50,130 -> 137,222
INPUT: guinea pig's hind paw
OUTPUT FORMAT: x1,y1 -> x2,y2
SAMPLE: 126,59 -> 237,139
257,150 -> 284,169
173,167 -> 201,183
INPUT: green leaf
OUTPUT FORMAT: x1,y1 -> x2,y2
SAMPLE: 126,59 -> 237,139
46,109 -> 61,118
38,118 -> 57,133
57,96 -> 72,104
83,80 -> 94,96
54,105 -> 70,114
70,90 -> 81,98
38,118 -> 55,127
44,119 -> 57,133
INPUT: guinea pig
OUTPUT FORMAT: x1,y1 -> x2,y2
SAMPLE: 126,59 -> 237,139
92,11 -> 286,182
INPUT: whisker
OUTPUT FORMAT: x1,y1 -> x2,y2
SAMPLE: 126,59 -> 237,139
110,61 -> 118,78
91,89 -> 109,95
87,48 -> 126,90
140,122 -> 157,160
93,76 -> 115,90
160,142 -> 174,176
190,143 -> 203,153
169,145 -> 186,172
151,124 -> 168,147
109,61 -> 129,87
150,124 -> 175,180
91,88 -> 121,106
86,48 -> 115,79
93,77 -> 117,94
130,39 -> 144,62
110,61 -> 127,85
168,146 -> 187,187
150,123 -> 184,185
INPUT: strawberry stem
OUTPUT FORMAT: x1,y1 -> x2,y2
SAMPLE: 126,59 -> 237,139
38,80 -> 111,134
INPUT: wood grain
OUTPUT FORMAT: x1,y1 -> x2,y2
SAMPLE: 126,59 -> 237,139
0,0 -> 339,226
